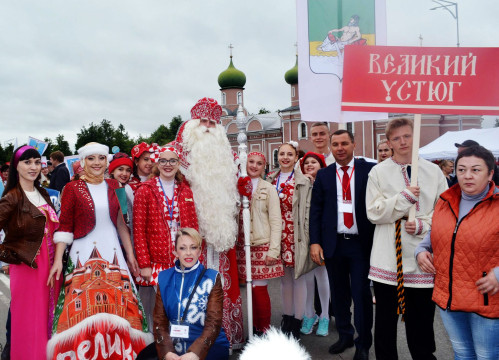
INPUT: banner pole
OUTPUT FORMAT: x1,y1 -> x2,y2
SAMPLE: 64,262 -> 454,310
408,113 -> 421,222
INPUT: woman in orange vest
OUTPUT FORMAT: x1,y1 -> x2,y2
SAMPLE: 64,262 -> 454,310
416,145 -> 498,360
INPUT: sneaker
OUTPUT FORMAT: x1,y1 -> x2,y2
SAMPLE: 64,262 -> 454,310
300,314 -> 318,335
316,317 -> 330,336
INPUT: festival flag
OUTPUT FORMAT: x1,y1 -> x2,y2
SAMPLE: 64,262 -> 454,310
297,0 -> 388,123
28,136 -> 49,156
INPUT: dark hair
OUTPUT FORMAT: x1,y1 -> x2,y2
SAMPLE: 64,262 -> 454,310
49,150 -> 64,163
455,145 -> 495,173
330,129 -> 354,142
0,164 -> 9,172
132,151 -> 151,180
3,147 -> 42,196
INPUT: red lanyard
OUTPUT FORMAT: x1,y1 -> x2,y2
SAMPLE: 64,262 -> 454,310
336,165 -> 355,201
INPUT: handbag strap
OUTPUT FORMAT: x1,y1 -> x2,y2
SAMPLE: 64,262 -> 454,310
180,268 -> 207,322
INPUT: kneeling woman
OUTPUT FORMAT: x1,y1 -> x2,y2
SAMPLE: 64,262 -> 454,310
154,228 -> 230,360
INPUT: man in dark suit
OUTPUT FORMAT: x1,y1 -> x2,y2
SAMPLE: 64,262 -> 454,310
49,150 -> 70,192
310,129 -> 375,360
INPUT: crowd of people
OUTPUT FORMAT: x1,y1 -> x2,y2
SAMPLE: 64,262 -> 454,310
0,98 -> 498,360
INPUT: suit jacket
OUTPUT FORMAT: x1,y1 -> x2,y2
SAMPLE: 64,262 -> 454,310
310,158 -> 375,259
49,162 -> 70,192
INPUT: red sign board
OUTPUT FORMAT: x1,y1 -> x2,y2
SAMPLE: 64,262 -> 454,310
341,46 -> 499,115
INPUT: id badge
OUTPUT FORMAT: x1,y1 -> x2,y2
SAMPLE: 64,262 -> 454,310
339,201 -> 353,214
170,324 -> 189,339
169,221 -> 179,242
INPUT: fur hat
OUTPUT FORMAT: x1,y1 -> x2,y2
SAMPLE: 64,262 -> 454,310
77,142 -> 110,162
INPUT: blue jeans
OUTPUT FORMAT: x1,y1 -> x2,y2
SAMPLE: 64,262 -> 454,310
440,309 -> 499,360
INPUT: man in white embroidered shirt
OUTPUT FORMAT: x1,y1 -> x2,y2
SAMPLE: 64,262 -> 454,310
366,118 -> 447,360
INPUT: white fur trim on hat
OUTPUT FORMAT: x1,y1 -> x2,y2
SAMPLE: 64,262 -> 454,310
53,231 -> 74,245
77,142 -> 109,161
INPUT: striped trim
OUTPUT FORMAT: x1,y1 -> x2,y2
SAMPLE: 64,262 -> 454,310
369,266 -> 435,285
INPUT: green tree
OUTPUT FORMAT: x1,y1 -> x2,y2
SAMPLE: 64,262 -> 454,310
168,115 -> 183,139
141,115 -> 183,146
43,137 -> 54,157
53,134 -> 72,155
258,107 -> 271,114
149,124 -> 170,145
113,124 -> 135,154
75,119 -> 134,154
0,143 -> 14,164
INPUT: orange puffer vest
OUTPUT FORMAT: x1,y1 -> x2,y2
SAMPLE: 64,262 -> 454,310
431,182 -> 499,318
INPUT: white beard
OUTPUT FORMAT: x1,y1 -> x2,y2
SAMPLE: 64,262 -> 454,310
181,120 -> 239,252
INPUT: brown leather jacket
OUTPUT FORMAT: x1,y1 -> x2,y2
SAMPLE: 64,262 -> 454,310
153,276 -> 224,360
0,184 -> 53,268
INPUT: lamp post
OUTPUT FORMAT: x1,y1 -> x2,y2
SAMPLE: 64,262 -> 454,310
430,0 -> 460,47
430,0 -> 462,130
236,103 -> 254,340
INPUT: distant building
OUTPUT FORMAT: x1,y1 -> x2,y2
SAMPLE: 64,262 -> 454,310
218,55 -> 481,165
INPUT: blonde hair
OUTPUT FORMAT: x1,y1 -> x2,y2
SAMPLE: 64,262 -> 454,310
385,118 -> 413,140
175,228 -> 203,249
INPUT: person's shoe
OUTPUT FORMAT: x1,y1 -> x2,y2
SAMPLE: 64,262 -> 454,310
280,314 -> 293,336
290,317 -> 302,340
328,338 -> 354,354
316,317 -> 329,336
353,348 -> 369,360
300,314 -> 318,334
1,342 -> 10,360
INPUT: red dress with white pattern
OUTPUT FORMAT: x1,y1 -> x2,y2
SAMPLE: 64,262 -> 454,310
135,177 -> 179,286
271,171 -> 296,267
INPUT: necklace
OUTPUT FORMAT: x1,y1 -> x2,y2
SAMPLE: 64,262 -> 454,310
275,170 -> 294,199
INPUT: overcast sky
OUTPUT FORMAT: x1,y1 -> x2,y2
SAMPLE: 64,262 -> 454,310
1,0 -> 498,150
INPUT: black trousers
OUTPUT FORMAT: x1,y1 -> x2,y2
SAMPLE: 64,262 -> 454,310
325,235 -> 373,350
373,281 -> 437,360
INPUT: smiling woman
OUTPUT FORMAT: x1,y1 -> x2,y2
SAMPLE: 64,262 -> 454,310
0,145 -> 60,359
47,142 -> 152,359
133,146 -> 199,330
416,145 -> 499,359
151,228 -> 230,360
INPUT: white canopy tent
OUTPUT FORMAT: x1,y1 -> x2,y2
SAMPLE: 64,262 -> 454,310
419,127 -> 499,160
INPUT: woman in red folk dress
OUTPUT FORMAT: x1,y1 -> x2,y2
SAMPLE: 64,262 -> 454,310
127,142 -> 154,193
133,147 -> 198,327
267,141 -> 307,340
126,142 -> 158,328
236,152 -> 283,336
47,142 -> 151,360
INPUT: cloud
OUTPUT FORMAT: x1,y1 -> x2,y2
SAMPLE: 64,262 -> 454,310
0,0 -> 497,150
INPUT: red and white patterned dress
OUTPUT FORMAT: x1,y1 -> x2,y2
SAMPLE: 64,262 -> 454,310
133,177 -> 198,281
236,206 -> 284,281
270,171 -> 296,267
135,178 -> 180,286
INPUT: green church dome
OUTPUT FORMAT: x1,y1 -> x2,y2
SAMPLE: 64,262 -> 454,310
218,57 -> 246,89
284,55 -> 298,85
